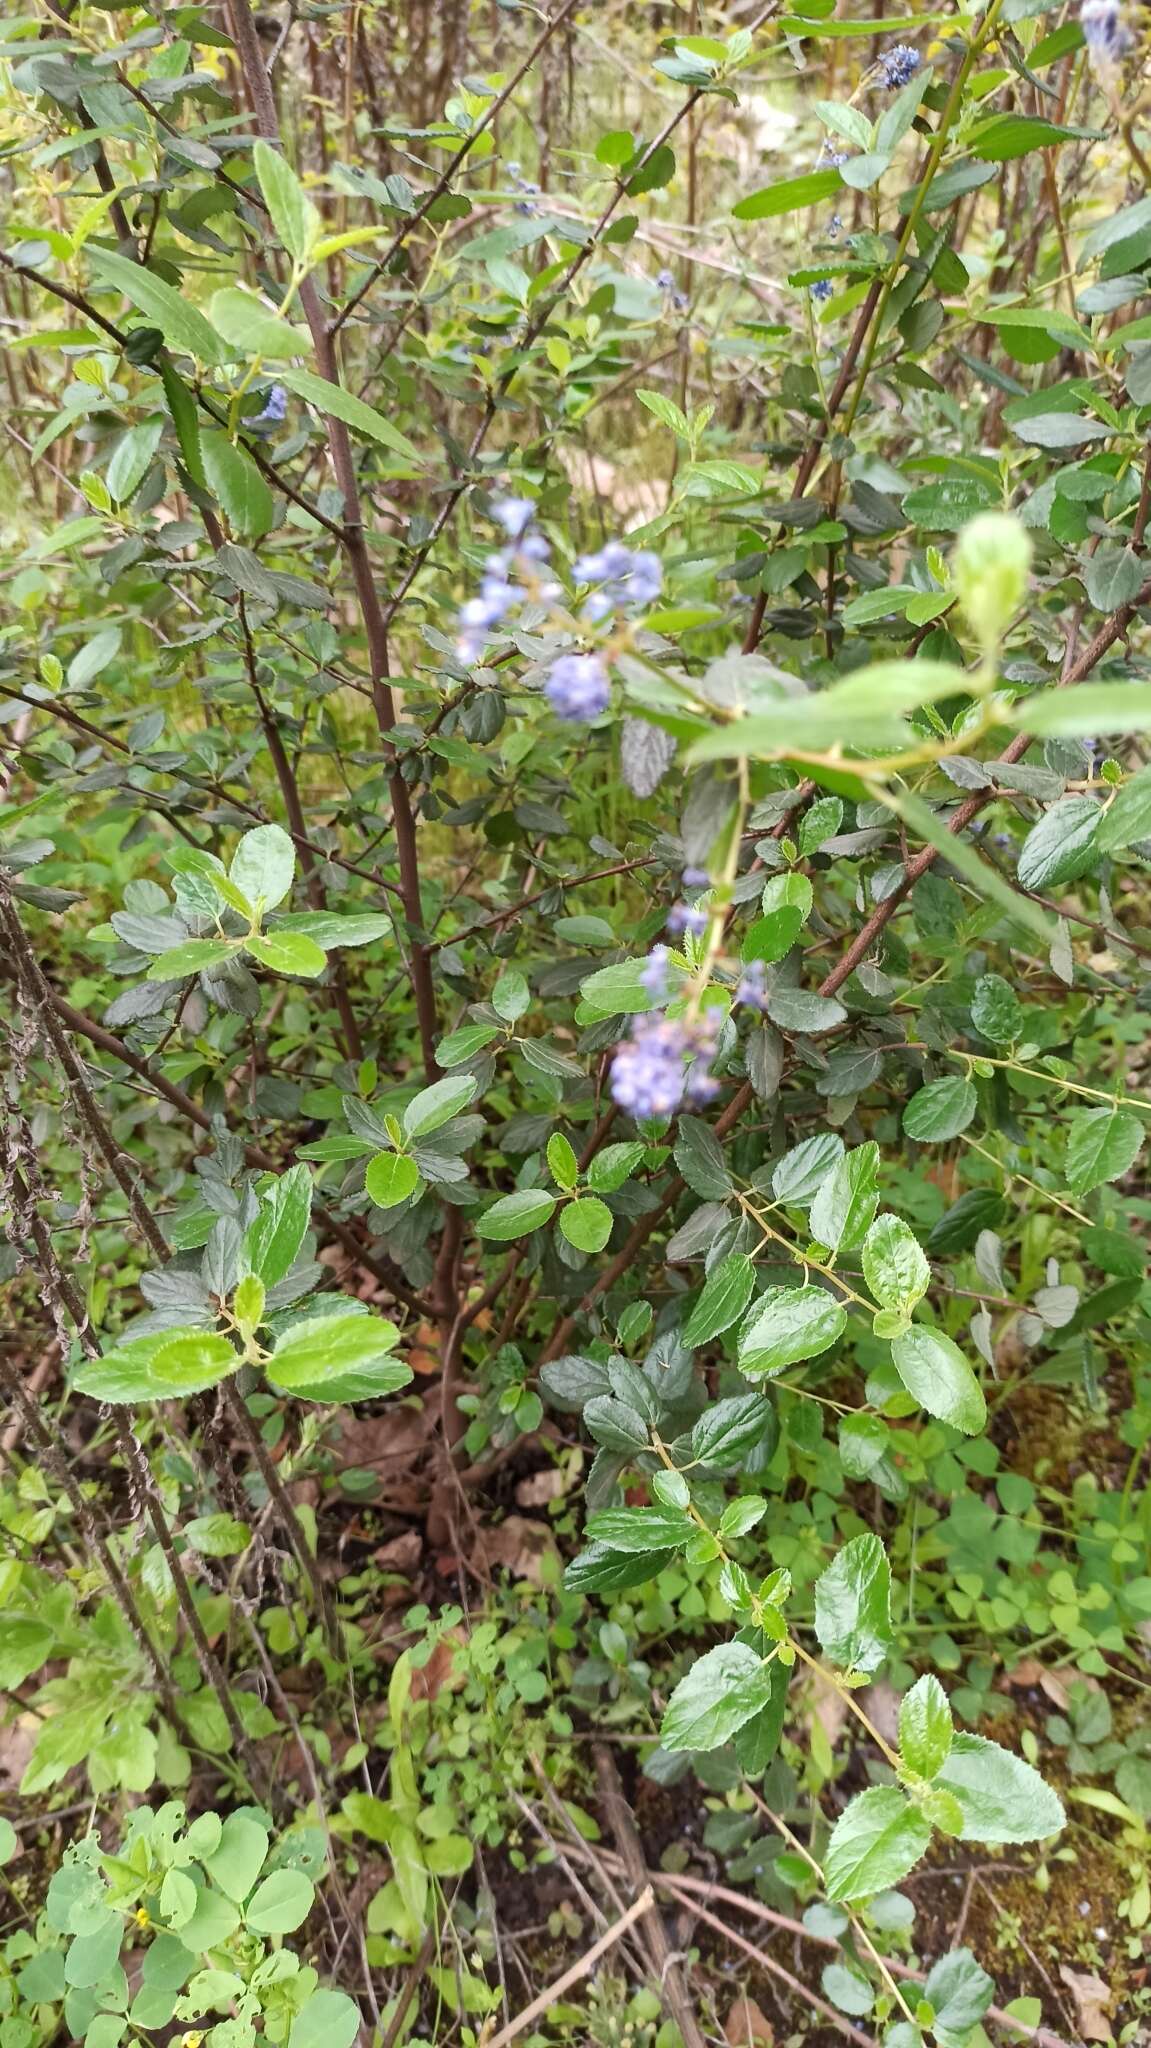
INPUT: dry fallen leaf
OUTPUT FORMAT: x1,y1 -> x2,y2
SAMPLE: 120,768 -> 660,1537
515,1466 -> 569,1508
806,1670 -> 848,1748
1059,1966 -> 1112,2043
858,1681 -> 900,1746
479,1514 -> 558,1586
724,1993 -> 774,2046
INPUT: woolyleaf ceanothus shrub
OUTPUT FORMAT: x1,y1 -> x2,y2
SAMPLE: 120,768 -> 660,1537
3,0 -> 1151,2030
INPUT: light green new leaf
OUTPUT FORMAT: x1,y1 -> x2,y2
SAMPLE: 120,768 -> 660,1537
227,819 -> 294,909
476,1189 -> 556,1240
899,1673 -> 953,1780
210,286 -> 309,359
934,1733 -> 1065,1843
814,1531 -> 892,1674
738,1286 -> 846,1378
660,1641 -> 778,1751
365,1153 -> 421,1209
403,1074 -> 476,1139
825,1787 -> 932,1901
809,1140 -> 879,1253
862,1214 -> 929,1312
269,1312 -> 409,1402
245,1162 -> 312,1286
1065,1106 -> 1144,1194
75,1332 -> 239,1404
246,933 -> 328,978
559,1196 -> 613,1254
891,1326 -> 986,1434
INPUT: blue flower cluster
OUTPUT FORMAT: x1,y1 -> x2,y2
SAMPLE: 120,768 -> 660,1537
455,498 -> 560,664
251,384 -> 287,428
1080,0 -> 1132,64
456,499 -> 664,722
874,43 -> 920,88
573,540 -> 663,622
610,1006 -> 721,1120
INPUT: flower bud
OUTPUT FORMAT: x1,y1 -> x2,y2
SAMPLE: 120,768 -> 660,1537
952,511 -> 1032,655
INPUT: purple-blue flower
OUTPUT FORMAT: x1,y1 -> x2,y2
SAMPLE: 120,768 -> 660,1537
875,43 -> 920,87
810,279 -> 834,304
544,653 -> 611,722
682,867 -> 710,889
736,960 -> 769,1009
609,1006 -> 722,1121
667,902 -> 708,939
252,384 -> 287,426
573,539 -> 663,620
1080,0 -> 1132,61
493,496 -> 535,538
639,945 -> 670,1002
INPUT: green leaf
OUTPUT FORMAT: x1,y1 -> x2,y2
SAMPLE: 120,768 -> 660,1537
245,1162 -> 312,1285
1017,796 -> 1101,890
682,1252 -> 756,1347
733,168 -> 842,219
1065,1106 -> 1144,1194
809,1140 -> 879,1253
275,912 -> 391,949
365,1153 -> 421,1209
559,1196 -> 613,1253
160,358 -> 206,486
74,1332 -> 239,1404
588,1141 -> 647,1193
90,247 -> 227,364
0,1618 -> 54,1689
200,432 -> 276,538
772,1131 -> 844,1204
899,1674 -> 953,1780
476,1188 -> 557,1240
106,416 -> 164,505
971,972 -> 1022,1045
1083,547 -> 1145,612
584,1507 -> 695,1552
933,1733 -> 1065,1843
580,956 -> 685,1017
290,1989 -> 362,2048
492,968 -> 530,1021
437,1023 -> 501,1065
403,1074 -> 477,1140
246,933 -> 327,978
244,1869 -> 315,1935
690,1391 -> 776,1469
885,789 -> 1054,941
202,1814 -> 269,1901
268,1312 -> 410,1403
766,986 -> 848,1034
924,1950 -> 995,2042
147,938 -> 240,981
825,1787 -> 932,1901
1015,683 -> 1151,737
891,1326 -> 986,1434
814,1531 -> 892,1674
903,1076 -> 977,1142
210,286 -> 308,359
970,114 -> 1099,161
738,1286 -> 847,1378
1097,766 -> 1151,851
547,1133 -> 579,1189
184,1513 -> 250,1558
660,1642 -> 778,1752
253,139 -> 321,265
862,1215 -> 929,1312
276,366 -> 423,465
